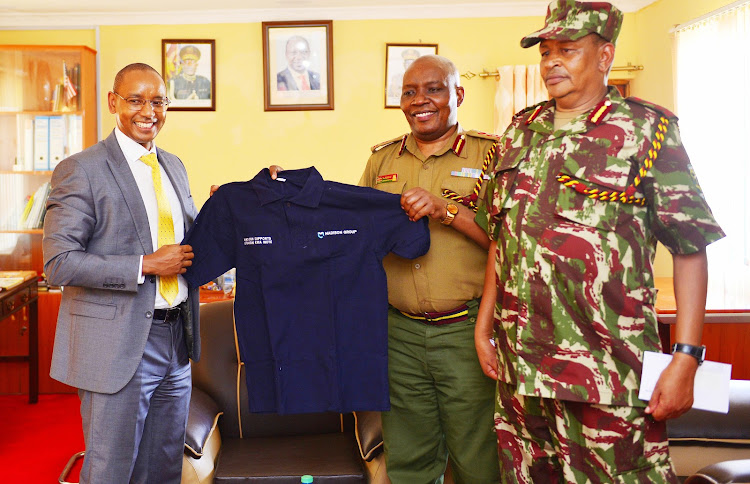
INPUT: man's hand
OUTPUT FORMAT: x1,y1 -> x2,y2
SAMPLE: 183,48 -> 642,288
475,330 -> 499,380
645,352 -> 698,420
209,185 -> 220,197
143,244 -> 194,276
401,187 -> 447,222
269,165 -> 285,180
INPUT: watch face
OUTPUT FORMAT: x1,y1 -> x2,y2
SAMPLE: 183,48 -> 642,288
447,204 -> 458,215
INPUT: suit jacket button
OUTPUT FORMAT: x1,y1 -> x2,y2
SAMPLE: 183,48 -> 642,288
146,311 -> 153,318
150,276 -> 156,283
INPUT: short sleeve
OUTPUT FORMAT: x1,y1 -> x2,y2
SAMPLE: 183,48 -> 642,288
644,121 -> 725,254
181,188 -> 236,286
368,189 -> 430,260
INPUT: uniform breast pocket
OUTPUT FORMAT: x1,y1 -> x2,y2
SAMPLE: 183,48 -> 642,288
554,176 -> 645,232
374,180 -> 406,196
440,176 -> 477,201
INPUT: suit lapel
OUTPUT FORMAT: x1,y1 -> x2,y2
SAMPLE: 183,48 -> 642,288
103,132 -> 153,254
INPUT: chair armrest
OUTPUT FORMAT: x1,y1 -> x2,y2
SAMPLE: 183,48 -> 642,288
353,411 -> 384,462
185,386 -> 223,459
684,459 -> 750,484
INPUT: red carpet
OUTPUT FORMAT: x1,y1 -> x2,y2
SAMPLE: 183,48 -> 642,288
0,394 -> 83,483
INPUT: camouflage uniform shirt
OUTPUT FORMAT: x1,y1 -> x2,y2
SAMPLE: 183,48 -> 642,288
478,87 -> 724,406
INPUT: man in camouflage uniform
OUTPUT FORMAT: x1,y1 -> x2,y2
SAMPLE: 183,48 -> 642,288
474,1 -> 725,482
360,55 -> 500,483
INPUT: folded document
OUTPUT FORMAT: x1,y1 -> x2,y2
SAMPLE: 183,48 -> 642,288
638,351 -> 731,414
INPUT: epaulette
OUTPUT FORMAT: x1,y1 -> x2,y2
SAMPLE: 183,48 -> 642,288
465,130 -> 500,141
626,97 -> 678,120
371,134 -> 408,153
516,101 -> 546,125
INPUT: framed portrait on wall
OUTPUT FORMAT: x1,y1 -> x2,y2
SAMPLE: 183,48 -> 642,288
384,43 -> 438,108
262,20 -> 334,111
162,39 -> 216,111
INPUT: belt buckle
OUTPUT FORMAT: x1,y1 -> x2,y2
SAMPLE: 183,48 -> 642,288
165,307 -> 180,323
423,312 -> 437,325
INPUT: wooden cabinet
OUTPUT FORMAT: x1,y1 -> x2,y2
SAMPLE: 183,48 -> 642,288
0,46 -> 95,396
0,45 -> 97,275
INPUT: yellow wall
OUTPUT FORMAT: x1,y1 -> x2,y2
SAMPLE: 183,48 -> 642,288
0,0 -> 733,277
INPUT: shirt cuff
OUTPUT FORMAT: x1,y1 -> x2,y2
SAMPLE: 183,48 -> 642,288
137,255 -> 145,284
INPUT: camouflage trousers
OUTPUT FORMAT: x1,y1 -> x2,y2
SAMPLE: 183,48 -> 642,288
495,380 -> 678,483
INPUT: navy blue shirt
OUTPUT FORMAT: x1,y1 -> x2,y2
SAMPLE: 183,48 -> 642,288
183,167 -> 430,414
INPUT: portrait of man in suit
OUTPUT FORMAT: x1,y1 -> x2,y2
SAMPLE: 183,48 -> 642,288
276,35 -> 321,91
43,63 -> 199,484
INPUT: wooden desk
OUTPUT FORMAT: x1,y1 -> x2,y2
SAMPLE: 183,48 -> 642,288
655,277 -> 750,379
0,271 -> 38,403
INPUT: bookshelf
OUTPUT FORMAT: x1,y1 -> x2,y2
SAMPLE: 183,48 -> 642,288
0,45 -> 97,275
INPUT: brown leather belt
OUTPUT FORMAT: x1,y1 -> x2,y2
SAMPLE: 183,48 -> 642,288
400,304 -> 469,326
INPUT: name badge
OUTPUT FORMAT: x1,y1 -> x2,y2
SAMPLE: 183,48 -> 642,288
376,173 -> 398,184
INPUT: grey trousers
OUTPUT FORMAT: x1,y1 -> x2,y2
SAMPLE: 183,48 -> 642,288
78,314 -> 192,484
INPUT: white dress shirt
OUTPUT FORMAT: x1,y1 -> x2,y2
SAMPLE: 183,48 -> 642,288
115,127 -> 188,309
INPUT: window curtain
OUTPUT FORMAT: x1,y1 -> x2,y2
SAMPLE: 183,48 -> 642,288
493,65 -> 548,135
673,1 -> 750,307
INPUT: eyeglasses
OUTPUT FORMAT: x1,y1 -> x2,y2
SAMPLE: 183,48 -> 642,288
111,91 -> 170,112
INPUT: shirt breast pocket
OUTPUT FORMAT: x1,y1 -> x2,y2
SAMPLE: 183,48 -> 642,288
489,156 -> 523,214
374,180 -> 406,196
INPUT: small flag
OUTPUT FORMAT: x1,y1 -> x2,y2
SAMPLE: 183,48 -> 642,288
63,61 -> 77,100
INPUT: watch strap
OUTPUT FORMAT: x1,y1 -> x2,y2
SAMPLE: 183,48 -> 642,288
671,343 -> 706,365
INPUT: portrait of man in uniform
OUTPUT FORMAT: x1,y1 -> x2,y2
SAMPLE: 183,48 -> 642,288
384,43 -> 438,108
162,39 -> 216,111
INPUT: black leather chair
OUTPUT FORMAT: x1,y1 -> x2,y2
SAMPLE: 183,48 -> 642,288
668,380 -> 750,481
181,300 -> 388,484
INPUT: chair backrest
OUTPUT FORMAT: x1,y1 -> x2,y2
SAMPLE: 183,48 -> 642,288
668,379 -> 750,440
193,300 -> 344,439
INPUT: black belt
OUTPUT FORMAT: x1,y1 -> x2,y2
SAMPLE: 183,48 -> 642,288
153,307 -> 181,323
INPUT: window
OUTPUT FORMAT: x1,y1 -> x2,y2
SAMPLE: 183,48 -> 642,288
673,1 -> 750,307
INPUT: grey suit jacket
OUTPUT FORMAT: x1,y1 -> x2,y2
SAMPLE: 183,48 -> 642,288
43,131 -> 200,394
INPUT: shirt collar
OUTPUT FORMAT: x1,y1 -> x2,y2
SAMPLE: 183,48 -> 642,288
114,127 -> 157,163
526,86 -> 624,136
251,166 -> 324,208
401,124 -> 467,160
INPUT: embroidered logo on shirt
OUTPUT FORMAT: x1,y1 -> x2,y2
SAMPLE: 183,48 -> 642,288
244,236 -> 273,245
317,229 -> 358,239
376,174 -> 398,184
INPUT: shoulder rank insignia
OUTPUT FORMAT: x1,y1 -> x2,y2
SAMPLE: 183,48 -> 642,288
371,134 -> 408,153
524,104 -> 544,125
451,134 -> 466,155
588,99 -> 613,125
626,97 -> 678,120
465,130 -> 500,141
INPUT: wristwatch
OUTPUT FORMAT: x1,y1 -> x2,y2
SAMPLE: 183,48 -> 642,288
671,343 -> 706,365
441,203 -> 459,226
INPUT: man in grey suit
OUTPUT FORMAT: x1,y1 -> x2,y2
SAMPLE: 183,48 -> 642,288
43,63 -> 198,484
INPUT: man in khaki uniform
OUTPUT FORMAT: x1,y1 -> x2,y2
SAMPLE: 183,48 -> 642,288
359,55 -> 499,484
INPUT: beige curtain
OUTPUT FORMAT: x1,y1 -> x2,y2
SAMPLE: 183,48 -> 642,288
493,64 -> 548,135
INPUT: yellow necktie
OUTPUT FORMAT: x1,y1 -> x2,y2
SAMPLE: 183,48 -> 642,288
140,153 -> 179,306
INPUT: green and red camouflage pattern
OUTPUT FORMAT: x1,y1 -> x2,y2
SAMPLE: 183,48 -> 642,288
521,0 -> 624,48
495,380 -> 678,483
477,86 -> 725,407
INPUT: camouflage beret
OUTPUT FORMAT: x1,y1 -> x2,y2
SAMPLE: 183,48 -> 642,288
179,45 -> 201,61
521,0 -> 623,48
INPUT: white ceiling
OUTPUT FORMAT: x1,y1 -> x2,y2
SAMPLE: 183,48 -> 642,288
0,0 -> 658,27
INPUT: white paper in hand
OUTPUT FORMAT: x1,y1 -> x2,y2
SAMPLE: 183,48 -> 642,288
638,351 -> 731,413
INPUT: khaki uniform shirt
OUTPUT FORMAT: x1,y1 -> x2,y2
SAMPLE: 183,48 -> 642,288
360,126 -> 497,314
